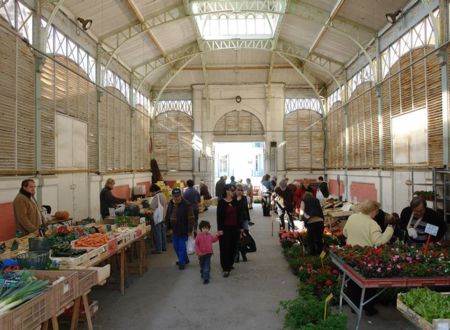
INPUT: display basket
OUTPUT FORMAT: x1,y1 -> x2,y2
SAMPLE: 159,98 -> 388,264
15,251 -> 50,270
76,269 -> 99,295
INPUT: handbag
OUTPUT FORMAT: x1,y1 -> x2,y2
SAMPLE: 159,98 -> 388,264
239,232 -> 256,253
153,194 -> 164,225
186,236 -> 195,255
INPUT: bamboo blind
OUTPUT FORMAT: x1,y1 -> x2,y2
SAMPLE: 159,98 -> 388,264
327,46 -> 444,169
132,106 -> 151,170
98,88 -> 132,171
41,56 -> 98,171
0,21 -> 35,171
213,110 -> 264,136
326,103 -> 345,169
284,110 -> 323,170
346,82 -> 379,169
153,111 -> 193,171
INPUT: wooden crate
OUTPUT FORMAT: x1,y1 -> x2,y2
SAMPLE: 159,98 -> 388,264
397,294 -> 450,330
51,244 -> 108,268
32,270 -> 79,313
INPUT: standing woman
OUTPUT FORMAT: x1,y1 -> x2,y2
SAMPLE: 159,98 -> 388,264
301,192 -> 324,256
235,184 -> 251,262
246,178 -> 253,210
217,184 -> 243,277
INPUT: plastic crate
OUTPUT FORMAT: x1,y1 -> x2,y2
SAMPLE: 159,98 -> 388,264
32,270 -> 79,313
8,289 -> 53,330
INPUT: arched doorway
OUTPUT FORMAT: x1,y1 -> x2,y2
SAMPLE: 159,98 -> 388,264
212,110 -> 265,189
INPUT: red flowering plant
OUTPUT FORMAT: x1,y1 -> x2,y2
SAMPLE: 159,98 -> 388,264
303,264 -> 341,300
279,229 -> 308,250
323,227 -> 346,247
331,243 -> 450,278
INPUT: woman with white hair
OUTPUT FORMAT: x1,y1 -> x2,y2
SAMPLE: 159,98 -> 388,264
343,200 -> 394,247
343,199 -> 396,316
273,179 -> 294,231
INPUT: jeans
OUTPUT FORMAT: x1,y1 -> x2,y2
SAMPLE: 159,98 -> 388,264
199,254 -> 212,280
172,234 -> 188,266
152,222 -> 166,252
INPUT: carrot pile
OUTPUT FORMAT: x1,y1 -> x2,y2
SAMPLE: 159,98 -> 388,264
74,233 -> 110,247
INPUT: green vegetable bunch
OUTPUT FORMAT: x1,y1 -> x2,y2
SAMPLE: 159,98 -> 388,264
401,288 -> 450,322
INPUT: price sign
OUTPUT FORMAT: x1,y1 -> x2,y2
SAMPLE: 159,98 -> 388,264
320,250 -> 326,269
324,293 -> 334,320
108,239 -> 118,255
425,223 -> 439,237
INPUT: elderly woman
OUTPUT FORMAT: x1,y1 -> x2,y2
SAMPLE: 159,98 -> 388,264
343,200 -> 394,247
343,199 -> 395,316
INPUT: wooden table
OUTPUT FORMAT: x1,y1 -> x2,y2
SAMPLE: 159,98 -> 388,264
324,209 -> 353,229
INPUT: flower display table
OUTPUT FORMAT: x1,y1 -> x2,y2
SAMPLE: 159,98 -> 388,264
329,251 -> 450,330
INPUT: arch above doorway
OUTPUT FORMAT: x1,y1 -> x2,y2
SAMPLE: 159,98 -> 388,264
213,110 -> 264,138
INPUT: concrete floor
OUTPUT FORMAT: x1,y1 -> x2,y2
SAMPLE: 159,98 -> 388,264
83,205 -> 417,330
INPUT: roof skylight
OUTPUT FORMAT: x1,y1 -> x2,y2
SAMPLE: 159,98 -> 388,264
191,1 -> 286,40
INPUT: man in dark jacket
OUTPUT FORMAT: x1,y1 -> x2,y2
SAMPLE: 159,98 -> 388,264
100,178 -> 127,219
215,176 -> 226,198
166,188 -> 195,269
400,196 -> 446,244
318,176 -> 330,198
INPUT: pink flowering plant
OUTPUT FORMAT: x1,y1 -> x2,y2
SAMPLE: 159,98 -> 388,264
331,243 -> 450,278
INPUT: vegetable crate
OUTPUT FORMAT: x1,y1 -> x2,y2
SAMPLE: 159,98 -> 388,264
51,244 -> 108,268
397,293 -> 450,330
32,270 -> 79,313
3,289 -> 53,330
75,269 -> 98,295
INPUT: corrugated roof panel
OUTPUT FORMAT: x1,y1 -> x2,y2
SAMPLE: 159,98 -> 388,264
280,15 -> 323,50
300,0 -> 336,12
205,50 -> 271,66
64,0 -> 136,38
133,0 -> 181,19
151,17 -> 197,53
314,31 -> 357,63
272,68 -> 308,86
339,0 -> 410,32
168,70 -> 204,88
117,34 -> 161,68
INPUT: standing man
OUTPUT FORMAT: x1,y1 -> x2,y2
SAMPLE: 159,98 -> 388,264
13,179 -> 44,236
165,188 -> 195,270
100,178 -> 127,219
273,179 -> 295,230
149,184 -> 167,254
183,179 -> 201,235
317,176 -> 329,204
199,179 -> 212,211
215,176 -> 226,198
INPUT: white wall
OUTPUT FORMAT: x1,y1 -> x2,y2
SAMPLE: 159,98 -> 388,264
325,169 -> 434,214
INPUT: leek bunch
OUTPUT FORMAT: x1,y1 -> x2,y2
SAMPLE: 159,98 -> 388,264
0,271 -> 48,314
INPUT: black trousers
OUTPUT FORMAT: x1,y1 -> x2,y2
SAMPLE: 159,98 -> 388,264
219,227 -> 240,272
278,206 -> 294,230
305,221 -> 324,256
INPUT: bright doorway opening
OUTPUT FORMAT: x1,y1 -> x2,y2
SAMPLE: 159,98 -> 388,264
213,142 -> 265,185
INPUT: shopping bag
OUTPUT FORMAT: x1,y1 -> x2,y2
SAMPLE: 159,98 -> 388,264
239,232 -> 257,253
153,194 -> 164,225
186,236 -> 195,255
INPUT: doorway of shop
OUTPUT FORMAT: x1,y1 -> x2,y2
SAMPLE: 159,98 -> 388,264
213,142 -> 265,188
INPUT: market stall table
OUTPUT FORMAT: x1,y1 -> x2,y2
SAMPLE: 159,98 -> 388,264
324,209 -> 353,229
330,251 -> 450,330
